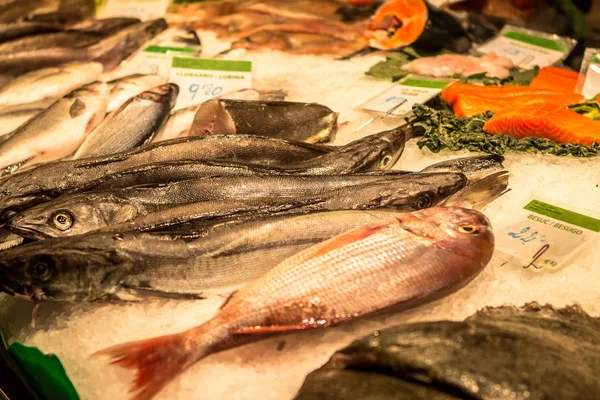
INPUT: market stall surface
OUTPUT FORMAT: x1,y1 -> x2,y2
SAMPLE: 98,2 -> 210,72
1,33 -> 599,400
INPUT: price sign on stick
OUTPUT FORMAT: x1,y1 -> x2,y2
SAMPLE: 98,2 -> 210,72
477,26 -> 576,68
576,48 -> 600,99
170,57 -> 252,110
359,75 -> 454,117
495,198 -> 600,271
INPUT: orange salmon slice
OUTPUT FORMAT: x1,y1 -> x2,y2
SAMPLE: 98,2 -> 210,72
453,93 -> 585,117
364,0 -> 428,50
441,82 -> 573,105
483,104 -> 600,146
529,66 -> 580,92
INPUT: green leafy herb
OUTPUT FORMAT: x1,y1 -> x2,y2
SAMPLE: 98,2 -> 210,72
409,104 -> 599,157
365,52 -> 413,81
569,97 -> 600,120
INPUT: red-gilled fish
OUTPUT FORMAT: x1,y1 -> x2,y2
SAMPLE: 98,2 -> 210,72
95,206 -> 494,400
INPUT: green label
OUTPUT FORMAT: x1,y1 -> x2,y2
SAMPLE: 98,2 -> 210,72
591,53 -> 600,65
503,31 -> 568,53
400,78 -> 451,89
144,45 -> 194,54
172,57 -> 252,72
524,200 -> 600,232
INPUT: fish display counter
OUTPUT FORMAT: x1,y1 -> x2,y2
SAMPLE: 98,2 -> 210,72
0,1 -> 599,400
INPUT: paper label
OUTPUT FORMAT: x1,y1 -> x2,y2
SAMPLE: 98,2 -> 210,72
116,46 -> 195,79
495,199 -> 600,271
360,75 -> 454,116
99,0 -> 169,20
170,57 -> 252,110
477,26 -> 575,68
577,48 -> 600,99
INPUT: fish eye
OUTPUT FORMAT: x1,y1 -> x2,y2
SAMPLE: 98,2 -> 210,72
0,209 -> 17,222
32,262 -> 53,281
379,153 -> 393,168
52,211 -> 73,231
415,193 -> 433,210
459,225 -> 479,234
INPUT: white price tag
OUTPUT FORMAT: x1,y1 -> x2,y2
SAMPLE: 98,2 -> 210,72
99,0 -> 169,20
577,48 -> 600,99
360,75 -> 454,116
495,198 -> 600,271
170,56 -> 252,110
477,26 -> 575,69
116,46 -> 195,79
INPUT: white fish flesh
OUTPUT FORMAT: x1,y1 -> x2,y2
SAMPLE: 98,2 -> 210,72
402,52 -> 515,79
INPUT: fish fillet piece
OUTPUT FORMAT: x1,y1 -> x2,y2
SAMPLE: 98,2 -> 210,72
452,92 -> 584,117
483,103 -> 600,146
403,52 -> 514,79
364,0 -> 428,50
441,82 -> 575,105
529,66 -> 580,92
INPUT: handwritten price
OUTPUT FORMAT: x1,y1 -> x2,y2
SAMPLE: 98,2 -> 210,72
189,84 -> 223,100
507,226 -> 547,244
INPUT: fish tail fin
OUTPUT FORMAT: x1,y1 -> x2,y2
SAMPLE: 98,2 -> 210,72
93,331 -> 198,400
444,170 -> 510,210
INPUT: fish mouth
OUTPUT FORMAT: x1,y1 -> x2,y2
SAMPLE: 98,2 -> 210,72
4,223 -> 50,240
0,276 -> 40,301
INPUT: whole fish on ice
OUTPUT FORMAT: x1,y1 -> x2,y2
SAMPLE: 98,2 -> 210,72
73,83 -> 179,159
0,128 -> 404,218
92,206 -> 494,400
0,61 -> 103,114
0,81 -> 108,174
5,171 -> 468,238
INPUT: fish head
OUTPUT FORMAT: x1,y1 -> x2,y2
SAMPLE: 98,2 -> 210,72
0,171 -> 53,223
396,172 -> 468,210
140,18 -> 168,38
348,126 -> 407,171
118,19 -> 167,55
138,83 -> 180,109
420,155 -> 505,183
410,206 -> 495,265
5,193 -> 140,239
0,234 -> 134,302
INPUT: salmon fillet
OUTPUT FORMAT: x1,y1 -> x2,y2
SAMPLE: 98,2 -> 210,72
453,93 -> 584,117
483,104 -> 600,146
529,66 -> 580,92
441,82 -> 571,105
